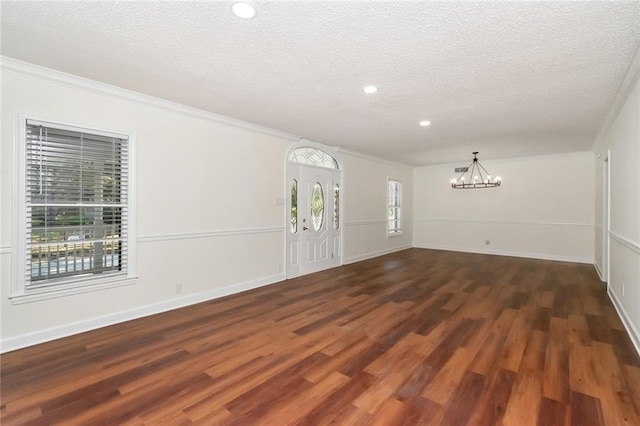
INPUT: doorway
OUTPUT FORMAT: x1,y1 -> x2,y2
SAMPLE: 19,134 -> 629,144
286,146 -> 342,278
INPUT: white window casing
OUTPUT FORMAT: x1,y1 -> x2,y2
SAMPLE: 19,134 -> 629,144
11,113 -> 137,304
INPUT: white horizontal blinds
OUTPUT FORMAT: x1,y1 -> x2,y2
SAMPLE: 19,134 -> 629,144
388,180 -> 401,234
25,120 -> 129,288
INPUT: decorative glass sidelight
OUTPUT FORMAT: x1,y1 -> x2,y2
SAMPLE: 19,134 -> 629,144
333,184 -> 340,230
291,179 -> 298,233
311,182 -> 324,231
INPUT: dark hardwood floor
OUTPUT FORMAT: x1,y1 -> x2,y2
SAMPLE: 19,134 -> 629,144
2,248 -> 639,425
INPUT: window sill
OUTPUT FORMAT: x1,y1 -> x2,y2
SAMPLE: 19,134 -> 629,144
10,275 -> 138,305
387,231 -> 404,238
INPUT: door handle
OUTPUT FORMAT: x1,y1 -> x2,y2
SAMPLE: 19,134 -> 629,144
303,226 -> 309,231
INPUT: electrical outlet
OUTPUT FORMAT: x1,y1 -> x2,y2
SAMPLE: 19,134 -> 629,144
485,240 -> 490,245
621,283 -> 625,296
176,283 -> 183,294
277,264 -> 283,273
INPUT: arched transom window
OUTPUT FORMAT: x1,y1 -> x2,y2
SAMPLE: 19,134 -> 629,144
289,147 -> 338,169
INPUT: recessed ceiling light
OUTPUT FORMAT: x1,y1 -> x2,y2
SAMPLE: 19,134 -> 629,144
363,85 -> 378,94
232,2 -> 256,19
419,120 -> 431,127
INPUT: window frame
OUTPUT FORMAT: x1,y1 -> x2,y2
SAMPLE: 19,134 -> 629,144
387,179 -> 402,236
11,112 -> 137,304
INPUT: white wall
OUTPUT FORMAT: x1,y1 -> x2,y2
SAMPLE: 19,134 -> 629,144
341,151 -> 413,263
413,152 -> 595,263
593,74 -> 640,352
0,60 -> 414,351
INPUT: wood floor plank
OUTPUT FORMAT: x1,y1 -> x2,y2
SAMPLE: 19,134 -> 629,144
591,341 -> 640,425
440,369 -> 487,425
499,308 -> 533,372
369,397 -> 407,425
422,347 -> 475,406
623,365 -> 640,415
569,342 -> 600,397
303,336 -> 373,383
503,369 -> 543,426
570,390 -> 605,426
520,328 -> 548,372
469,307 -> 518,376
467,367 -> 516,426
398,396 -> 445,426
295,371 -> 375,426
538,396 -> 570,426
2,248 -> 639,425
258,371 -> 350,425
355,348 -> 423,414
543,317 -> 570,403
568,313 -> 591,347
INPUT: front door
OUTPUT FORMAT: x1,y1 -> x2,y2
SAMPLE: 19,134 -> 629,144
287,162 -> 341,277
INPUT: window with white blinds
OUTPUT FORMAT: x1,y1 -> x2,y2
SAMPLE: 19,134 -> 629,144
24,119 -> 130,289
388,180 -> 402,235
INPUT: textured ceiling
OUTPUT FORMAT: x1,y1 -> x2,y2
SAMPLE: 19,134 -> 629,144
2,1 -> 640,166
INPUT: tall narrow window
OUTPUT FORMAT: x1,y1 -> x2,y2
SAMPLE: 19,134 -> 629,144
20,119 -> 132,293
388,180 -> 402,235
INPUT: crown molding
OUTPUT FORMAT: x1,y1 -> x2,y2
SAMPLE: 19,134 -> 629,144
0,56 -> 300,142
335,147 -> 413,169
592,42 -> 640,154
413,150 -> 595,170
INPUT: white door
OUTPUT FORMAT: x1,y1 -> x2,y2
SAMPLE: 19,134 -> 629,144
287,163 -> 341,277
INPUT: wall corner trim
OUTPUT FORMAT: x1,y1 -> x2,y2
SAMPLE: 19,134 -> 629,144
593,262 -> 605,282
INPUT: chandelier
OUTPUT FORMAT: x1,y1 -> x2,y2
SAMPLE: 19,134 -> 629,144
451,152 -> 501,189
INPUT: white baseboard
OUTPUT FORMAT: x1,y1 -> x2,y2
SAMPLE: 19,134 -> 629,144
593,262 -> 605,282
412,243 -> 593,264
607,286 -> 640,358
1,273 -> 285,353
344,245 -> 412,264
